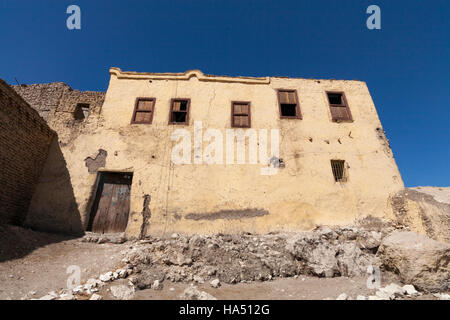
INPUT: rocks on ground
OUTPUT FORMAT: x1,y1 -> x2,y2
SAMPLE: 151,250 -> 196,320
179,285 -> 217,300
89,293 -> 103,300
336,283 -> 421,300
128,225 -> 385,288
26,223 -> 449,301
377,231 -> 450,292
81,232 -> 127,244
210,279 -> 221,288
110,285 -> 135,300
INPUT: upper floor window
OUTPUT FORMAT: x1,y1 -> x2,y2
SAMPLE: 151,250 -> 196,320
326,92 -> 352,122
277,89 -> 302,119
131,98 -> 155,124
231,101 -> 251,128
169,99 -> 190,125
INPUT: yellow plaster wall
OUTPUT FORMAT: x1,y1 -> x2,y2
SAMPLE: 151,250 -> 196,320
55,69 -> 404,236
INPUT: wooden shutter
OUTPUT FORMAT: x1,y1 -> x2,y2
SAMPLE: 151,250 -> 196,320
327,92 -> 352,122
233,115 -> 249,127
132,98 -> 155,124
279,91 -> 296,104
277,89 -> 302,119
232,102 -> 251,128
234,103 -> 249,115
169,99 -> 190,124
137,100 -> 154,111
135,111 -> 152,123
330,106 -> 350,121
172,101 -> 182,112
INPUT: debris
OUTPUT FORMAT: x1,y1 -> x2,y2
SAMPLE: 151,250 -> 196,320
402,284 -> 419,296
110,285 -> 135,300
39,291 -> 58,300
99,271 -> 113,282
152,280 -> 163,290
376,283 -> 405,300
210,279 -> 221,288
179,285 -> 217,300
89,294 -> 103,300
377,231 -> 450,292
336,293 -> 348,300
58,293 -> 76,300
433,293 -> 450,300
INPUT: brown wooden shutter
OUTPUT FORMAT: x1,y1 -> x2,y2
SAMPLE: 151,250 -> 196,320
169,99 -> 190,124
328,92 -> 351,122
231,102 -> 250,128
172,101 -> 181,112
241,115 -> 249,126
234,115 -> 249,127
138,100 -> 153,111
287,91 -> 296,104
132,98 -> 155,124
135,111 -> 151,123
233,116 -> 240,126
279,91 -> 289,104
278,91 -> 296,104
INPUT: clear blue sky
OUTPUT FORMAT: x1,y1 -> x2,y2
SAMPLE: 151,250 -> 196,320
0,0 -> 449,187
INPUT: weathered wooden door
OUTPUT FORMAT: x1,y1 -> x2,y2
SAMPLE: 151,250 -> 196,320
91,173 -> 132,233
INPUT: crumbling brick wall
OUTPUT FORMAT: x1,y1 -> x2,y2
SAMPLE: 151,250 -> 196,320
0,79 -> 55,225
12,82 -> 105,144
8,81 -> 104,233
13,82 -> 69,121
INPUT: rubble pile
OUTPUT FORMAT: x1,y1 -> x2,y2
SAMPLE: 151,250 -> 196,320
335,283 -> 421,300
125,226 -> 385,288
29,225 -> 448,300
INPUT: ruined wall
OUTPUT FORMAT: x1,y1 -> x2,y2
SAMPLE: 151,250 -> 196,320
11,81 -> 104,233
12,82 -> 69,121
12,82 -> 105,144
0,79 -> 54,225
52,68 -> 404,237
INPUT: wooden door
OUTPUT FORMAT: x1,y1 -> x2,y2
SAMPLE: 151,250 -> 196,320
91,173 -> 132,234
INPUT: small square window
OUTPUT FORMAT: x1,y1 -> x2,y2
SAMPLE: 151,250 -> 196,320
231,101 -> 251,128
277,90 -> 302,119
326,92 -> 352,122
131,98 -> 155,124
169,99 -> 190,124
74,103 -> 90,120
331,160 -> 347,182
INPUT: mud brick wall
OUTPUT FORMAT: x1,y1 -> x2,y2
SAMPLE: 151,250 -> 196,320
12,83 -> 105,144
0,79 -> 54,225
12,82 -> 69,121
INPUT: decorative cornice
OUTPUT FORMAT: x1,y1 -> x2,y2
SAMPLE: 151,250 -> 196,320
110,67 -> 271,84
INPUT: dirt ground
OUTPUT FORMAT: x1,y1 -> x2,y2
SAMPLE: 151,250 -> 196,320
0,225 -> 129,300
130,275 -> 398,300
0,225 -> 441,300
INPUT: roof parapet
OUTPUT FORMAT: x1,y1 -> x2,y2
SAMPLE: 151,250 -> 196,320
109,67 -> 271,84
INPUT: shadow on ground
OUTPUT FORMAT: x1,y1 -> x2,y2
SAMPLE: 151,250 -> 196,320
0,224 -> 78,262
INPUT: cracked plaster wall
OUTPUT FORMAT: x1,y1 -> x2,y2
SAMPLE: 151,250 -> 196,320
50,70 -> 404,237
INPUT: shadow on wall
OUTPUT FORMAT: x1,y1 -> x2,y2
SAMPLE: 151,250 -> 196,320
24,136 -> 84,236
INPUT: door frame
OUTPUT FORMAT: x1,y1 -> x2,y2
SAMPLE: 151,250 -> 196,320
86,170 -> 133,232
